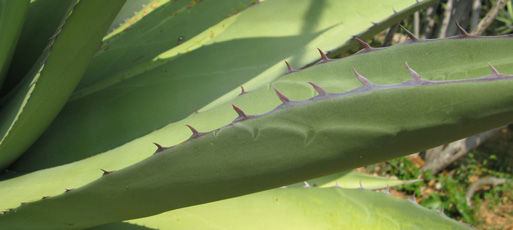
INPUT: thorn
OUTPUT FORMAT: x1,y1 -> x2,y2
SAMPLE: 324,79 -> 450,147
308,82 -> 327,97
153,143 -> 169,154
65,188 -> 75,193
280,186 -> 288,189
231,104 -> 248,119
42,196 -> 51,199
100,169 -> 114,176
371,22 -> 378,26
195,110 -> 199,114
303,181 -> 311,188
354,38 -> 372,51
353,68 -> 372,85
186,125 -> 200,137
411,193 -> 417,204
488,63 -> 501,76
385,184 -> 390,194
317,48 -> 329,62
455,21 -> 471,37
285,61 -> 294,72
399,24 -> 418,41
239,86 -> 247,95
436,207 -> 446,215
359,180 -> 365,189
405,62 -> 422,81
334,180 -> 341,188
48,31 -> 60,40
20,202 -> 25,205
274,88 -> 290,103
392,7 -> 397,14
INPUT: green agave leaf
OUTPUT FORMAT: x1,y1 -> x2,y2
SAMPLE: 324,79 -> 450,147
93,188 -> 472,230
286,170 -> 420,189
0,0 -> 29,89
13,0 -> 435,171
1,0 -> 73,94
0,35 -> 512,229
0,0 -> 125,170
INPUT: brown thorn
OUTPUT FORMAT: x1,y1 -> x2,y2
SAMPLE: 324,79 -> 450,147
100,169 -> 114,176
399,24 -> 418,41
405,62 -> 422,81
186,125 -> 200,136
354,38 -> 372,51
153,143 -> 168,153
274,88 -> 290,103
352,68 -> 372,85
488,62 -> 500,76
317,48 -> 329,61
231,104 -> 248,119
65,188 -> 75,193
42,196 -> 51,199
239,86 -> 247,95
307,82 -> 327,97
195,110 -> 199,114
285,61 -> 294,72
455,21 -> 471,37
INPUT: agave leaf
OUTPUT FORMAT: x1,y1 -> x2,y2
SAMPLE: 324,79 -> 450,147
0,35 -> 512,229
13,0 -> 435,171
0,0 -> 126,170
1,0 -> 74,93
286,170 -> 419,189
93,188 -> 472,230
0,0 -> 29,89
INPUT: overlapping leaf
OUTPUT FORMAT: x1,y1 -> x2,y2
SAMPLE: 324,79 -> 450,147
94,188 -> 472,230
1,35 -> 512,229
13,0 -> 435,171
0,0 -> 125,170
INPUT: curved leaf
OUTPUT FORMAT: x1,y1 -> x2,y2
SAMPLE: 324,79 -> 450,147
286,170 -> 420,189
0,35 -> 512,229
1,0 -> 73,94
13,0 -> 435,171
0,0 -> 29,89
0,0 -> 125,170
95,188 -> 472,230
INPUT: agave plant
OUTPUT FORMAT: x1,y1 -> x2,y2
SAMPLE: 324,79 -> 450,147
0,0 -> 511,229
